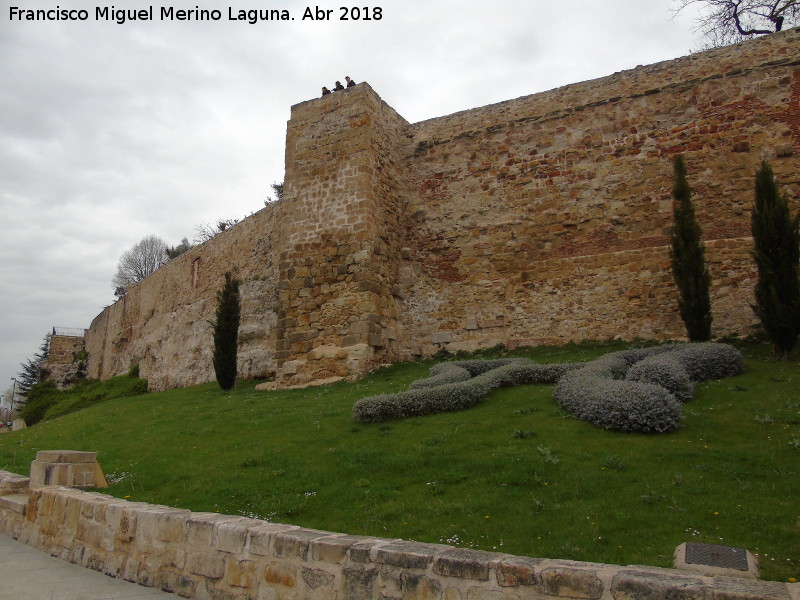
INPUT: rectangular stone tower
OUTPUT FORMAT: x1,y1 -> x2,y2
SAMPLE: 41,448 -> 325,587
274,83 -> 410,385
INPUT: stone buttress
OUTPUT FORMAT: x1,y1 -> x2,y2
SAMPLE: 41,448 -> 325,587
273,83 -> 410,385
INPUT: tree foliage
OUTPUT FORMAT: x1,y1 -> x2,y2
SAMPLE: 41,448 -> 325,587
194,219 -> 239,244
669,155 -> 713,342
166,237 -> 193,259
16,334 -> 52,401
212,272 -> 241,390
112,235 -> 168,289
750,161 -> 800,359
265,181 -> 285,205
675,0 -> 799,47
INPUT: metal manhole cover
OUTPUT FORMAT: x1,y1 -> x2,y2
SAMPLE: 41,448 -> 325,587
685,542 -> 748,571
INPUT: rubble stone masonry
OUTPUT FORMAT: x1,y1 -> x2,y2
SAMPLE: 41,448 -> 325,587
85,29 -> 800,389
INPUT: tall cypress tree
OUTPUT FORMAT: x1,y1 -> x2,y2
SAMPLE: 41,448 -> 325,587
669,154 -> 713,341
212,272 -> 241,390
751,161 -> 800,359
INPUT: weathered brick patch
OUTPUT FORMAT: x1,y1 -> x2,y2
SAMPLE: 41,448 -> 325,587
0,470 -> 795,600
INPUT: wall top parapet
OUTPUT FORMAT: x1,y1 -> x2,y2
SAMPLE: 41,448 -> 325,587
408,27 -> 800,133
289,80 -> 410,128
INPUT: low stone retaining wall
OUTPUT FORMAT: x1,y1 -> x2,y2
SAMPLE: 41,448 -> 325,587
0,469 -> 795,600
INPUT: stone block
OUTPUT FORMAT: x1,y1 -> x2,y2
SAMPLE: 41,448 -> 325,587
434,548 -> 498,581
248,523 -> 299,556
186,551 -> 225,579
310,534 -> 369,564
281,360 -> 304,375
154,567 -> 199,597
101,500 -> 128,530
226,557 -> 258,588
375,541 -> 447,569
265,561 -> 297,587
348,538 -> 387,563
540,564 -> 604,599
301,566 -> 335,591
401,572 -> 443,599
358,280 -> 383,294
75,518 -> 103,546
713,576 -> 792,600
29,451 -> 107,489
431,331 -> 453,344
343,567 -> 378,600
35,450 -> 97,464
495,556 -> 542,587
273,528 -> 334,560
0,494 -> 28,515
611,569 -> 707,600
0,473 -> 29,496
186,513 -> 244,547
342,334 -> 364,346
214,517 -> 263,554
135,507 -> 189,545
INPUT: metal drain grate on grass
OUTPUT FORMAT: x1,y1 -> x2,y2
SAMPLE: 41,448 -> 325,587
685,542 -> 749,571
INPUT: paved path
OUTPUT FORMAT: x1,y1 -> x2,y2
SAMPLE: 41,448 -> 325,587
0,534 -> 176,600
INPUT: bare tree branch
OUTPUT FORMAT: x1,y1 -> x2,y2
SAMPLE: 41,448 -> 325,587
112,235 -> 169,288
674,0 -> 798,47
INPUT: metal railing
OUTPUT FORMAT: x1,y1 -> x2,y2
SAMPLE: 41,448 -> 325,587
51,327 -> 87,338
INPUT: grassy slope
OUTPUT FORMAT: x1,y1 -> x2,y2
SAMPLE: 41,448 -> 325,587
0,341 -> 797,582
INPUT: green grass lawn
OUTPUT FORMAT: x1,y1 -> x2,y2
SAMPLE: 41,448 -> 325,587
0,341 -> 797,582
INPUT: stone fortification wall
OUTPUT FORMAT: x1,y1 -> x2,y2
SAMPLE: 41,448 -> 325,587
1,470 -> 795,600
84,29 -> 800,389
273,84 -> 409,385
39,334 -> 87,389
393,29 -> 800,358
86,204 -> 280,390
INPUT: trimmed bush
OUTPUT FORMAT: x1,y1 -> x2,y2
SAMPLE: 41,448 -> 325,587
626,354 -> 695,403
353,359 -> 580,423
353,342 -> 744,433
555,375 -> 683,433
671,342 -> 743,381
553,342 -> 743,433
408,363 -> 472,389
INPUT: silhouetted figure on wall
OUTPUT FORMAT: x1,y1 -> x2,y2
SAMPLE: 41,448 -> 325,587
321,86 -> 331,96
334,81 -> 344,91
346,76 -> 356,88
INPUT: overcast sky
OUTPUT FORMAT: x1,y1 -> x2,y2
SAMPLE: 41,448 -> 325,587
0,0 -> 705,399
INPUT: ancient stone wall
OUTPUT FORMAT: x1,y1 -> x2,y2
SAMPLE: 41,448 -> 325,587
393,29 -> 800,359
83,29 -> 800,389
1,470 -> 795,599
85,204 -> 280,390
39,334 -> 86,389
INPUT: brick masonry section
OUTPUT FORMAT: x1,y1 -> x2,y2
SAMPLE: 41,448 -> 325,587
0,470 -> 795,600
80,29 -> 800,389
